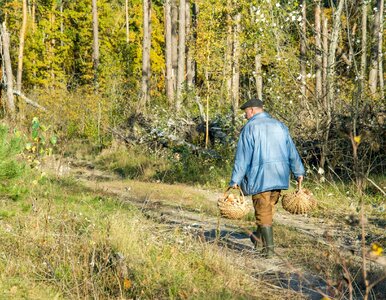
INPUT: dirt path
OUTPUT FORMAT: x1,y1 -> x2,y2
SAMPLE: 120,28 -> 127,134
47,158 -> 385,299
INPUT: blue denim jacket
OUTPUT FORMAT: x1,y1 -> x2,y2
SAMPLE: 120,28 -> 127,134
229,112 -> 305,195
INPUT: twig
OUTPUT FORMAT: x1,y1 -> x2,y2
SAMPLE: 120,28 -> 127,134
366,177 -> 386,196
367,273 -> 386,292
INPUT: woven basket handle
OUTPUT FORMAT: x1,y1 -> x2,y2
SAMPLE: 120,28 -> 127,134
297,180 -> 302,192
224,186 -> 245,201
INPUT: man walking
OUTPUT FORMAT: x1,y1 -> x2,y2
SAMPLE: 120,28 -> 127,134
229,98 -> 305,257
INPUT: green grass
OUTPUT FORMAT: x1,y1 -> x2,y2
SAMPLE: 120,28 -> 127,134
1,130 -> 384,299
0,174 -> 294,299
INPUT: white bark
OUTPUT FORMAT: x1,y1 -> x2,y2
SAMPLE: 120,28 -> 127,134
16,0 -> 27,92
300,0 -> 307,104
92,0 -> 100,86
326,0 -> 345,111
125,0 -> 130,43
165,0 -> 174,103
255,50 -> 262,100
176,0 -> 186,110
231,13 -> 240,112
141,0 -> 152,106
378,0 -> 384,99
1,22 -> 16,115
315,0 -> 322,101
171,0 -> 178,92
368,0 -> 380,95
322,12 -> 328,105
360,0 -> 368,100
186,0 -> 194,89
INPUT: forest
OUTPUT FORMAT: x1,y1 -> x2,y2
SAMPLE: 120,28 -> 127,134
0,0 -> 385,299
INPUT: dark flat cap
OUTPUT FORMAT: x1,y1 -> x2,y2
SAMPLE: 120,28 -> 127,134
240,98 -> 264,110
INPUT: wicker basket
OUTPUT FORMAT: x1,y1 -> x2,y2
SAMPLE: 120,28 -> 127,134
282,183 -> 317,215
217,187 -> 249,219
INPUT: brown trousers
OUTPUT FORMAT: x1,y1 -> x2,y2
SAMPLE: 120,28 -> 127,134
252,190 -> 281,226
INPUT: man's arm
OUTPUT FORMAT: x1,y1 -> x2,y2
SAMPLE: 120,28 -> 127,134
229,129 -> 253,187
286,133 -> 305,178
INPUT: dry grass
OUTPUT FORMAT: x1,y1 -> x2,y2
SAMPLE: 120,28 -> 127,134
0,176 -> 295,299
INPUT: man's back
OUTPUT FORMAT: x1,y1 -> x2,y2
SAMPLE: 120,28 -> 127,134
230,112 -> 304,195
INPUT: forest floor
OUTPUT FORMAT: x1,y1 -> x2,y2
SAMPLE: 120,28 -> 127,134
45,157 -> 386,300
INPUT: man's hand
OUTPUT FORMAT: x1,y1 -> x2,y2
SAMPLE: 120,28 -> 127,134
230,183 -> 238,189
297,175 -> 304,188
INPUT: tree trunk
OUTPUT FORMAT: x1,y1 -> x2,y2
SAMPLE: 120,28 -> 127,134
165,0 -> 174,103
32,0 -> 36,31
92,0 -> 100,88
320,0 -> 345,173
60,1 -> 64,47
353,0 -> 369,140
368,0 -> 381,96
300,0 -> 307,105
322,12 -> 328,104
326,0 -> 345,111
176,0 -> 186,111
225,0 -> 232,105
16,0 -> 27,92
315,0 -> 322,102
231,13 -> 240,114
141,0 -> 151,107
171,0 -> 178,93
378,0 -> 384,99
1,22 -> 16,116
254,49 -> 262,100
125,0 -> 130,43
192,3 -> 198,86
185,0 -> 194,89
369,0 -> 384,96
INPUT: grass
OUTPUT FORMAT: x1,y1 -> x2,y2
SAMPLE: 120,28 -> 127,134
0,173 -> 296,299
0,131 -> 384,299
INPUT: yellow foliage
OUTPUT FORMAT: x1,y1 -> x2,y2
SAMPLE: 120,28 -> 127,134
370,242 -> 384,257
123,278 -> 132,290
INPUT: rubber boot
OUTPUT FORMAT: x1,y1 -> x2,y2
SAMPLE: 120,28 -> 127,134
249,226 -> 262,248
260,226 -> 274,258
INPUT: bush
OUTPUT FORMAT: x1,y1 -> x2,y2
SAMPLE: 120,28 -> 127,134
0,124 -> 28,201
0,125 -> 24,181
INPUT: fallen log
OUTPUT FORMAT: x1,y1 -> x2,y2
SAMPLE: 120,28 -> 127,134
13,90 -> 47,111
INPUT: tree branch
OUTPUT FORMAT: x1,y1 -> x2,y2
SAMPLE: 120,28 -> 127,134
13,90 -> 47,111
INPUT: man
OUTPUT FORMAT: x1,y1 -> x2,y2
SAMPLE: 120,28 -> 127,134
229,98 -> 304,257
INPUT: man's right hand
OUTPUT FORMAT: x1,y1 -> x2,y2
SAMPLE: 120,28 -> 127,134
231,183 -> 238,189
297,176 -> 304,188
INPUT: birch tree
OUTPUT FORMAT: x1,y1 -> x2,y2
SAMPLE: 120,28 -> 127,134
320,0 -> 345,172
186,0 -> 194,89
378,0 -> 384,99
314,0 -> 322,102
125,0 -> 130,43
165,0 -> 174,103
300,0 -> 307,105
141,0 -> 151,107
322,11 -> 328,104
368,0 -> 383,97
92,0 -> 100,87
171,0 -> 178,91
176,0 -> 186,111
231,12 -> 240,113
16,0 -> 27,92
360,0 -> 368,105
1,22 -> 16,116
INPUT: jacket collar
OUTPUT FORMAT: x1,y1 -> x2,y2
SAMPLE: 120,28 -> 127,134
248,111 -> 270,123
